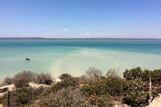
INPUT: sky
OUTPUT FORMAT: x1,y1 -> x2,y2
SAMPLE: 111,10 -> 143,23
0,0 -> 161,38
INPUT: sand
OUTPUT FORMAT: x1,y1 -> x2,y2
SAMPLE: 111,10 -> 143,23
147,94 -> 161,107
29,82 -> 51,89
0,84 -> 15,92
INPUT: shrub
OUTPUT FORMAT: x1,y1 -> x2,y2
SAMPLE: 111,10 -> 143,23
123,67 -> 161,85
106,69 -> 119,78
104,77 -> 123,96
34,73 -> 53,85
31,87 -> 92,107
1,87 -> 44,107
3,77 -> 13,85
123,67 -> 143,80
0,77 -> 13,87
122,79 -> 149,107
85,67 -> 102,83
80,84 -> 95,96
95,95 -> 112,107
80,81 -> 106,97
59,73 -> 72,80
151,69 -> 161,83
52,77 -> 78,92
13,71 -> 35,88
81,71 -> 123,97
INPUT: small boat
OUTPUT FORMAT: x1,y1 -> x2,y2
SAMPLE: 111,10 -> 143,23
25,58 -> 31,61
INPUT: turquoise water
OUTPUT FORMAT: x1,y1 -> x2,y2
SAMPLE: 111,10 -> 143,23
1,39 -> 161,54
0,39 -> 161,79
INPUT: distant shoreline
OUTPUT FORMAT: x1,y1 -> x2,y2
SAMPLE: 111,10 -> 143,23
0,37 -> 161,40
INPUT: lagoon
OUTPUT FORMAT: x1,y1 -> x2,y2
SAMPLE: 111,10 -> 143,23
0,39 -> 161,80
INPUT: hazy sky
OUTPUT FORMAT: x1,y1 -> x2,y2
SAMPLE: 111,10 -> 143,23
0,0 -> 161,38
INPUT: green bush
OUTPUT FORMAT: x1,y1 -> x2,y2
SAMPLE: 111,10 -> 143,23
95,95 -> 112,107
59,73 -> 72,80
0,77 -> 13,87
80,81 -> 106,96
13,71 -> 35,88
3,77 -> 13,85
52,77 -> 78,92
85,67 -> 102,83
34,73 -> 53,85
1,67 -> 161,107
123,67 -> 143,80
151,69 -> 161,83
104,77 -> 123,96
80,84 -> 95,96
31,87 -> 92,107
81,75 -> 123,97
2,87 -> 44,107
122,79 -> 149,107
123,67 -> 161,83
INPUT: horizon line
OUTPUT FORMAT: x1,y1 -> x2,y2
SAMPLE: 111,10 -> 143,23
0,37 -> 161,40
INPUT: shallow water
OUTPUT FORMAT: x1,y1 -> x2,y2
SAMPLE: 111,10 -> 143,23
0,39 -> 161,79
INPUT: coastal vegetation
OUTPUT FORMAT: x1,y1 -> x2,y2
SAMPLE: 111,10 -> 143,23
0,67 -> 161,107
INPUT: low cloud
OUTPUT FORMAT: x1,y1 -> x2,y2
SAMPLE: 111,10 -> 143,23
61,28 -> 69,32
81,32 -> 107,38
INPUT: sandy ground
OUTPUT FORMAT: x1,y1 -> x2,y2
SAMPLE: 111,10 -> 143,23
147,94 -> 161,107
0,84 -> 15,107
29,82 -> 51,89
0,84 -> 15,91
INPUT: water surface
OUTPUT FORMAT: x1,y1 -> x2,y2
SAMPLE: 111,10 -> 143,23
0,39 -> 161,79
